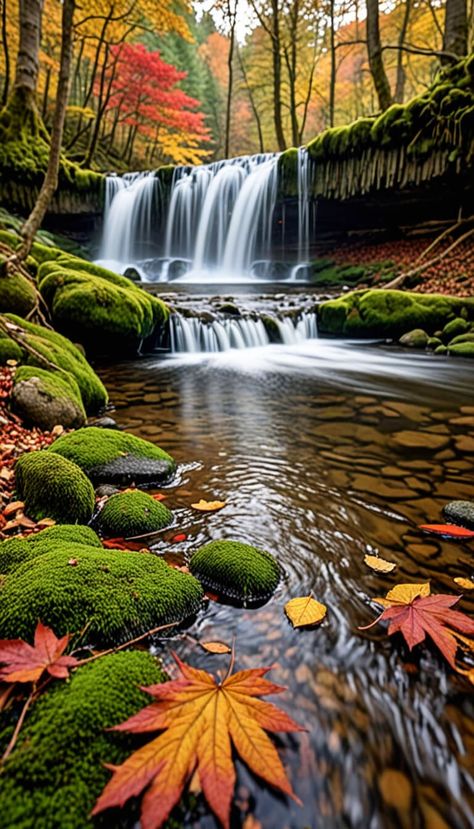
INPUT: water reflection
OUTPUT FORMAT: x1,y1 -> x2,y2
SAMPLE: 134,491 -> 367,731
99,340 -> 474,829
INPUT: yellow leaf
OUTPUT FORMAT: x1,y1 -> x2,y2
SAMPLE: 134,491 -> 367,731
191,499 -> 227,512
364,554 -> 396,573
201,641 -> 232,654
374,582 -> 430,608
285,596 -> 327,628
453,577 -> 474,591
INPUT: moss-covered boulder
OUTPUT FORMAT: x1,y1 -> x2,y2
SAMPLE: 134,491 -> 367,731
448,341 -> 474,357
37,258 -> 168,356
442,316 -> 470,343
0,524 -> 101,574
399,328 -> 429,348
189,540 -> 280,603
3,315 -> 108,413
0,272 -> 36,316
12,366 -> 86,429
49,427 -> 176,486
15,451 -> 95,524
0,333 -> 24,364
318,290 -> 474,338
0,651 -> 165,829
0,546 -> 204,643
95,490 -> 173,538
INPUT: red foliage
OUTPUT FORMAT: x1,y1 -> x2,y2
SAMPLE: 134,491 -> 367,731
0,621 -> 78,684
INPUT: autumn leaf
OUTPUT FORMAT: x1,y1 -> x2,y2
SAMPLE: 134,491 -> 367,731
93,653 -> 304,829
360,583 -> 474,668
102,537 -> 147,552
285,596 -> 327,628
364,554 -> 396,573
453,577 -> 474,590
419,524 -> 474,539
200,641 -> 232,654
191,499 -> 227,512
0,621 -> 79,684
171,533 -> 187,543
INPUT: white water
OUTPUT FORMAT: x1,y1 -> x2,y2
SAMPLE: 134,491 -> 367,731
169,311 -> 318,353
99,150 -> 315,284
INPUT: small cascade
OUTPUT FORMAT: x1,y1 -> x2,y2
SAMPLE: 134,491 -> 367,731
99,173 -> 162,264
297,147 -> 312,264
169,311 -> 318,353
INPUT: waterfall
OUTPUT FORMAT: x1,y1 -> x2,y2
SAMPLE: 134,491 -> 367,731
99,173 -> 162,264
169,311 -> 318,353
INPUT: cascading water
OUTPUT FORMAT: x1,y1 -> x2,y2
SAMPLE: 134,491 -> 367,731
169,311 -> 318,353
98,150 -> 315,284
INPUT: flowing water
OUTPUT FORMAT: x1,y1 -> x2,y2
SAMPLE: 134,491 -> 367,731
99,340 -> 474,829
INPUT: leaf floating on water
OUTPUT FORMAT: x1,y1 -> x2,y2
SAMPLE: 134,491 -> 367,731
285,596 -> 327,628
364,554 -> 396,573
151,493 -> 167,502
191,499 -> 227,512
93,653 -> 304,829
171,533 -> 187,543
201,640 -> 232,654
453,577 -> 474,590
419,523 -> 474,539
360,582 -> 474,668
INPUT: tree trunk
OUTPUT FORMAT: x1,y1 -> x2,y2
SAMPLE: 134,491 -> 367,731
328,0 -> 336,127
1,0 -> 10,106
14,0 -> 44,106
225,0 -> 236,158
366,0 -> 393,111
237,46 -> 265,153
271,0 -> 286,151
394,0 -> 411,102
442,0 -> 468,60
17,0 -> 75,260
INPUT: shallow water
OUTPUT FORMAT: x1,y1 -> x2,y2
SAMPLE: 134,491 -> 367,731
99,340 -> 474,829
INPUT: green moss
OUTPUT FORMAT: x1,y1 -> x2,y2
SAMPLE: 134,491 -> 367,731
49,427 -> 176,483
0,651 -> 166,829
15,451 -> 95,524
13,365 -> 86,429
0,546 -> 204,643
4,314 -> 108,413
399,328 -> 429,348
0,335 -> 24,364
189,540 -> 280,602
449,332 -> 474,345
318,290 -> 474,338
442,316 -> 470,342
448,341 -> 474,357
0,524 -> 101,574
0,271 -> 36,316
277,147 -> 299,197
96,491 -> 173,538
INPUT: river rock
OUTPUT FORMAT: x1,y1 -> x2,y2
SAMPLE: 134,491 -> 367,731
392,431 -> 450,450
442,317 -> 470,343
442,500 -> 474,529
399,329 -> 429,348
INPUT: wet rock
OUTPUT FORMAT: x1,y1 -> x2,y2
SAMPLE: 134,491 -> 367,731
123,267 -> 142,282
435,344 -> 448,355
426,336 -> 442,349
94,484 -> 119,498
443,500 -> 474,529
86,416 -> 119,429
392,431 -> 450,450
216,302 -> 241,316
442,317 -> 470,343
399,329 -> 429,348
454,435 -> 474,453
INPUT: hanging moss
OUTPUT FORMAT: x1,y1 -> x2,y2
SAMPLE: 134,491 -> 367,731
189,540 -> 280,603
15,451 -> 95,524
0,524 -> 101,574
0,651 -> 166,829
48,427 -> 176,486
0,546 -> 204,644
95,490 -> 173,538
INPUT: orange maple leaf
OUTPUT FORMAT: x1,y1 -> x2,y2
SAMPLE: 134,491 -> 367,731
0,621 -> 79,684
93,653 -> 304,829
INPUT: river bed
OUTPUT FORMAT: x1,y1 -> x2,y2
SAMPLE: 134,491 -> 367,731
99,339 -> 474,829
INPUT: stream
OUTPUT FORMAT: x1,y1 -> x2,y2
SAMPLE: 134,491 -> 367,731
99,338 -> 474,829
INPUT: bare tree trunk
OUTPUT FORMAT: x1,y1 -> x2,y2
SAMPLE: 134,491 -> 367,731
394,0 -> 411,102
1,0 -> 10,105
237,46 -> 265,153
14,0 -> 44,106
17,0 -> 75,260
366,0 -> 393,111
329,0 -> 336,127
225,0 -> 236,158
442,0 -> 468,60
272,0 -> 286,150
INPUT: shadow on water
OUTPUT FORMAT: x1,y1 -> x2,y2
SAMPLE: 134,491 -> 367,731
99,339 -> 474,829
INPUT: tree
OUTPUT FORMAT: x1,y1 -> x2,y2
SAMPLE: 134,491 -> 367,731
442,0 -> 468,59
366,0 -> 393,110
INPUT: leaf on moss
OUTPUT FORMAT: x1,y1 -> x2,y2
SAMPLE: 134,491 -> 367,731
0,621 -> 78,684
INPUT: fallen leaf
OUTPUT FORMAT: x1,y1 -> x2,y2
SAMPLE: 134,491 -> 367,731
151,493 -> 166,501
93,653 -> 304,829
360,583 -> 474,668
191,499 -> 227,512
171,533 -> 187,543
364,554 -> 396,573
419,524 -> 474,539
285,596 -> 327,628
2,500 -> 25,517
201,641 -> 232,654
453,577 -> 474,590
0,621 -> 79,684
36,517 -> 56,528
68,558 -> 79,566
102,537 -> 147,552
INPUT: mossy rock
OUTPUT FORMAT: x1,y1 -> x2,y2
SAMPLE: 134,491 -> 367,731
318,290 -> 474,338
448,341 -> 474,357
0,546 -> 204,644
4,314 -> 108,413
12,366 -> 86,430
449,332 -> 474,345
95,490 -> 172,538
189,540 -> 280,603
0,334 -> 24,364
0,651 -> 166,829
0,524 -> 101,574
399,328 -> 429,348
15,451 -> 95,524
0,271 -> 36,316
442,316 -> 470,343
261,315 -> 280,343
435,344 -> 448,354
49,427 -> 176,486
426,336 -> 442,349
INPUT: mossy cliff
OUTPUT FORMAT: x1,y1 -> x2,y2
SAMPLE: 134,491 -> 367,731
279,57 -> 474,200
0,651 -> 165,829
318,290 -> 474,338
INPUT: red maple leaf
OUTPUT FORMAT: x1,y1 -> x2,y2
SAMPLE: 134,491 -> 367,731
0,621 -> 79,684
360,583 -> 474,667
